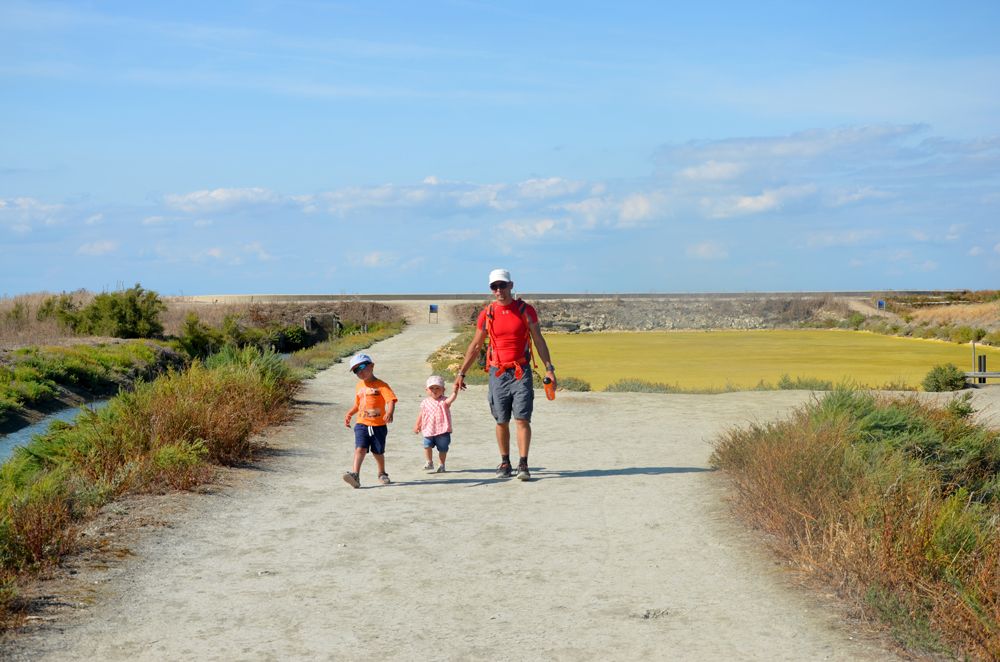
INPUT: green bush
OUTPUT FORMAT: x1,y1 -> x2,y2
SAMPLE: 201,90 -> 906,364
922,363 -> 966,392
38,285 -> 165,338
950,326 -> 986,344
177,313 -> 224,359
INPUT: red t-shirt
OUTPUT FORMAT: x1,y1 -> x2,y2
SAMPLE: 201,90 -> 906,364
476,300 -> 539,367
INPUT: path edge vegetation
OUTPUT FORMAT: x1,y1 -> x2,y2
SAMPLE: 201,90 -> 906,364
711,389 -> 1000,660
0,299 -> 404,625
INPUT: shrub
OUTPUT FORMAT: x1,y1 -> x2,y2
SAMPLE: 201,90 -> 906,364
177,313 -> 224,359
950,326 -> 985,344
37,285 -> 165,339
712,390 -> 1000,659
843,312 -> 866,330
555,376 -> 591,392
922,363 -> 966,392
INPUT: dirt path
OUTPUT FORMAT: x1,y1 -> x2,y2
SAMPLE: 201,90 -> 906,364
4,303 -> 915,661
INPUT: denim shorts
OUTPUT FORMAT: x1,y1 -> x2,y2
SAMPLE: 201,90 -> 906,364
354,424 -> 388,454
422,432 -> 451,452
488,365 -> 534,424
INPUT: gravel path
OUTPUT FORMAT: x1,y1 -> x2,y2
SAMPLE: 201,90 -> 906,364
3,303 -> 917,661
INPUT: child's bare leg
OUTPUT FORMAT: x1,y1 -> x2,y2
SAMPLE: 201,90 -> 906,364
372,453 -> 386,476
424,446 -> 433,463
352,447 -> 367,473
438,451 -> 447,466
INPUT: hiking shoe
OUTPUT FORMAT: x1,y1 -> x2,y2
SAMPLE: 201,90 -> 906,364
378,473 -> 391,485
496,462 -> 513,479
423,461 -> 434,471
435,464 -> 446,473
342,471 -> 360,489
517,464 -> 530,481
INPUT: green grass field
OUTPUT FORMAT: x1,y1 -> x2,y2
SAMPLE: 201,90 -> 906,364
544,329 -> 1000,391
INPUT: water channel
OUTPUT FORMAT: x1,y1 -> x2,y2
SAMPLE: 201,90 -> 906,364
0,400 -> 110,464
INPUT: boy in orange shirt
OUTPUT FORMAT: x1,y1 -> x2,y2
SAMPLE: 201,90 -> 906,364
343,353 -> 398,488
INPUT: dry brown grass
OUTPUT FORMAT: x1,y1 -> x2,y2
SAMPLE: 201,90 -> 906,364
712,391 -> 1000,659
907,302 -> 1000,330
0,292 -> 96,348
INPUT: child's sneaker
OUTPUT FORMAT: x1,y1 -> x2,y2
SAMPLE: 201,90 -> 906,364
496,462 -> 513,478
342,471 -> 360,488
516,463 -> 530,481
435,464 -> 446,473
423,461 -> 434,471
378,473 -> 391,485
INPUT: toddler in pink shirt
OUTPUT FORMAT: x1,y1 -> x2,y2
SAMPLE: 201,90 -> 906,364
413,375 -> 459,472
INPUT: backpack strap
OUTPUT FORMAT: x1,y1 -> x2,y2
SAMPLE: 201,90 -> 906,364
483,299 -> 537,377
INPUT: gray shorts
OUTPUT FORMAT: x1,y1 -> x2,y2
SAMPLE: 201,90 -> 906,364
488,366 -> 534,424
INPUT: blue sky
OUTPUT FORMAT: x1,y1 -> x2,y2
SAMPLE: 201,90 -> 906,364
2,1 -> 999,295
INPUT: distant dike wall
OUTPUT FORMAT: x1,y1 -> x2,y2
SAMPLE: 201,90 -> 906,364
170,290 -> 941,304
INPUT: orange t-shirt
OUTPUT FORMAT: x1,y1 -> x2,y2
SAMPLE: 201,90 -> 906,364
476,300 -> 539,367
354,378 -> 397,426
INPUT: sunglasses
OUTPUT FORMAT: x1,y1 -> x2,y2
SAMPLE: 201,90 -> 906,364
490,282 -> 510,291
352,362 -> 370,374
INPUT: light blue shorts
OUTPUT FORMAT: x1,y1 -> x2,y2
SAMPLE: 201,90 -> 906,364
422,433 -> 451,452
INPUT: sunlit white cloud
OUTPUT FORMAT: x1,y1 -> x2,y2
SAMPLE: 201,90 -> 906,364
0,196 -> 64,231
708,184 -> 817,218
969,246 -> 983,256
164,187 -> 280,212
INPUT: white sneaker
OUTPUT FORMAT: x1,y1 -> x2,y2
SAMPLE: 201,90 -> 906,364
423,461 -> 434,471
435,464 -> 446,473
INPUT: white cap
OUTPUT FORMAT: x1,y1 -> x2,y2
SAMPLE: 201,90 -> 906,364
488,268 -> 511,286
348,353 -> 373,371
425,375 -> 445,389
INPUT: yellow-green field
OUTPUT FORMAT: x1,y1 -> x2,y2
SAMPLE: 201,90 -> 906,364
544,329 -> 1000,391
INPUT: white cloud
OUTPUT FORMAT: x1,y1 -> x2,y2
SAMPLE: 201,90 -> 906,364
206,247 -> 223,259
946,224 -> 963,241
831,187 -> 893,206
77,240 -> 118,256
0,196 -> 64,231
143,215 -> 168,225
969,246 -> 983,256
361,251 -> 390,267
710,184 -> 816,218
165,187 -> 279,212
84,213 -> 104,225
686,241 -> 728,260
679,160 -> 743,181
619,193 -> 658,226
994,242 -> 1000,255
910,230 -> 929,242
499,218 -> 558,240
805,229 -> 879,248
243,241 -> 274,261
515,177 -> 585,200
918,260 -> 938,272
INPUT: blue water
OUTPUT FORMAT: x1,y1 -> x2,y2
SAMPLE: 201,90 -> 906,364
0,400 -> 110,464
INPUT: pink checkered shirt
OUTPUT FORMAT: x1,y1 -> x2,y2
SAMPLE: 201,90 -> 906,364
418,395 -> 452,437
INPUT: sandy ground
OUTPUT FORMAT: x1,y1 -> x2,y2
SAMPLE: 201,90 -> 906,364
9,302 -> 999,661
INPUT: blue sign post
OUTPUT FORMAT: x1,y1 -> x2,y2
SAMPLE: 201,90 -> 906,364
428,304 -> 439,323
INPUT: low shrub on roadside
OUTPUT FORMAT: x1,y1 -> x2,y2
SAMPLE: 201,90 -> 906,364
922,363 -> 966,392
711,389 -> 1000,660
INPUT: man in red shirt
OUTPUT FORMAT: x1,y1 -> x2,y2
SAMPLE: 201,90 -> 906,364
454,269 -> 557,481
